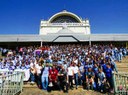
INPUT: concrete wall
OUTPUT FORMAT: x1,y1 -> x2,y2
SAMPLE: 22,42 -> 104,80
40,26 -> 90,35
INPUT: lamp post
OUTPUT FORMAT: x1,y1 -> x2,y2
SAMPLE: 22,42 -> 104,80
17,38 -> 19,46
16,38 -> 19,53
89,35 -> 91,46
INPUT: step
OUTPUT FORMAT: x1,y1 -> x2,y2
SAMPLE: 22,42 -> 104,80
20,87 -> 107,95
117,69 -> 128,72
23,84 -> 37,88
117,66 -> 128,68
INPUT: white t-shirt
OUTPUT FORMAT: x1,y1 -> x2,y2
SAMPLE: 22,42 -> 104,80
30,62 -> 34,68
68,66 -> 74,76
36,64 -> 42,74
64,64 -> 67,71
11,60 -> 16,66
73,66 -> 79,74
74,59 -> 78,64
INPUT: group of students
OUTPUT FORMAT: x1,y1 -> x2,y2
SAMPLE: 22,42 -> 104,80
29,58 -> 116,93
0,44 -> 127,93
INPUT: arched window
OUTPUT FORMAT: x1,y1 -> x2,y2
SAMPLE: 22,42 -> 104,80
51,15 -> 79,23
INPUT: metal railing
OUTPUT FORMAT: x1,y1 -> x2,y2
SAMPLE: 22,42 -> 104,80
0,71 -> 24,95
113,72 -> 128,95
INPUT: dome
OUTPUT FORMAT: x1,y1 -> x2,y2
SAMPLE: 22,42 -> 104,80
48,10 -> 82,23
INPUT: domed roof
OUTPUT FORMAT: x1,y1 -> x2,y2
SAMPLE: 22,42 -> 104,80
48,10 -> 82,23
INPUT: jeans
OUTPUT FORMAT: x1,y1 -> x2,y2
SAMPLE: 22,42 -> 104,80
78,76 -> 82,85
106,77 -> 113,90
36,74 -> 41,87
94,76 -> 98,90
98,81 -> 105,91
41,76 -> 48,90
30,72 -> 35,82
117,53 -> 123,62
74,73 -> 78,87
112,61 -> 118,72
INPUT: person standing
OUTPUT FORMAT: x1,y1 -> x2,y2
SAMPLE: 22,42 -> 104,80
41,63 -> 49,90
86,68 -> 95,90
92,63 -> 99,90
73,63 -> 79,89
67,63 -> 74,90
48,65 -> 59,91
98,68 -> 106,93
78,62 -> 84,86
105,64 -> 113,92
58,66 -> 68,93
30,64 -> 36,84
35,62 -> 42,89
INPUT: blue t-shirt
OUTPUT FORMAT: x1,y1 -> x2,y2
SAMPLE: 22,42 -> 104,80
88,64 -> 93,68
105,67 -> 112,78
93,67 -> 99,77
102,64 -> 107,73
86,71 -> 95,79
84,64 -> 88,72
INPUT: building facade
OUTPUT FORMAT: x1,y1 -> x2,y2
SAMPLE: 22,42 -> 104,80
0,10 -> 128,48
40,10 -> 91,35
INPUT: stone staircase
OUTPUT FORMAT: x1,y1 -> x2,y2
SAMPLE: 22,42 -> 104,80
20,85 -> 106,95
116,56 -> 128,72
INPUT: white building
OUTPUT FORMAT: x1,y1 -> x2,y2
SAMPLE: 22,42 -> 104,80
38,10 -> 92,42
40,10 -> 91,35
0,10 -> 128,47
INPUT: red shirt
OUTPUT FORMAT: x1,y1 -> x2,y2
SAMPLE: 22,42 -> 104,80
49,69 -> 58,82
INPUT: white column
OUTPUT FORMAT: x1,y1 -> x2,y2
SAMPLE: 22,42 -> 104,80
40,41 -> 43,47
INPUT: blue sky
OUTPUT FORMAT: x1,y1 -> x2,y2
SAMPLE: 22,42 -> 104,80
0,0 -> 128,34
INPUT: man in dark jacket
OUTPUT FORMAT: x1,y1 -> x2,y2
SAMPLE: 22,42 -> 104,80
58,65 -> 68,93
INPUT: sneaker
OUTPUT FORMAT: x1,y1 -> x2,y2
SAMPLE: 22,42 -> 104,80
30,81 -> 35,85
60,90 -> 63,93
38,85 -> 41,89
110,89 -> 114,93
71,87 -> 73,90
101,90 -> 103,93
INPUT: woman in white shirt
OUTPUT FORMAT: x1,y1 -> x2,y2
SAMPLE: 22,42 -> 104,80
67,63 -> 74,90
35,62 -> 42,89
30,64 -> 36,84
73,63 -> 79,89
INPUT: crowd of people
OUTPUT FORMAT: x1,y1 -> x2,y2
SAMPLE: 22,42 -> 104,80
0,44 -> 127,93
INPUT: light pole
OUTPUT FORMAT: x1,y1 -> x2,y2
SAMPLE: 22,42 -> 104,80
89,35 -> 91,46
16,38 -> 19,52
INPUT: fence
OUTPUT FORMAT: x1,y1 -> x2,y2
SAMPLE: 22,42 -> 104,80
0,71 -> 24,95
113,72 -> 128,95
